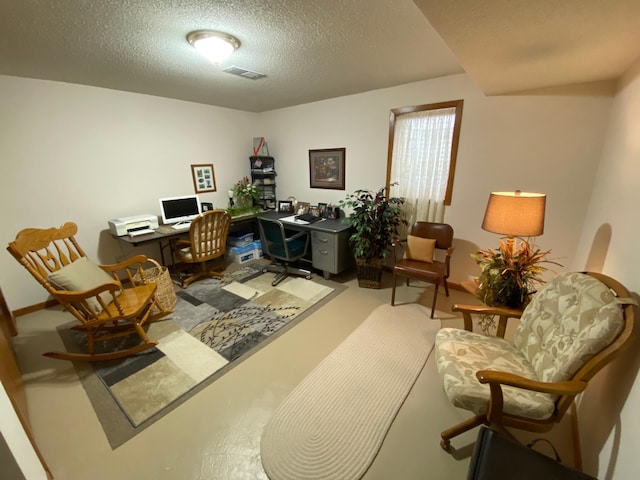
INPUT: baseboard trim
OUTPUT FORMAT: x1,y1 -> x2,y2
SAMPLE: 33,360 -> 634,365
13,299 -> 59,318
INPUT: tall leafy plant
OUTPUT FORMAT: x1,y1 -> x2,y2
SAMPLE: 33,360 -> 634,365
339,186 -> 407,260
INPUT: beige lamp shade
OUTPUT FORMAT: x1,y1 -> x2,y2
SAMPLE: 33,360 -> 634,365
481,191 -> 546,237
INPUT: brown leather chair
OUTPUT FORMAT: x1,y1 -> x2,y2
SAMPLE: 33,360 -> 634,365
391,222 -> 454,318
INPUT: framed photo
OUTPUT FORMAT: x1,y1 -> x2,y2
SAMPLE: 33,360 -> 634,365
309,148 -> 345,190
296,202 -> 310,215
317,202 -> 328,218
191,164 -> 216,193
278,200 -> 293,213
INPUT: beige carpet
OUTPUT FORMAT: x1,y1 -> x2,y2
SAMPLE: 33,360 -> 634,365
260,303 -> 440,480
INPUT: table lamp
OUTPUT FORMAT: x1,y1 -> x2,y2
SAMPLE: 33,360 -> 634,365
481,190 -> 546,251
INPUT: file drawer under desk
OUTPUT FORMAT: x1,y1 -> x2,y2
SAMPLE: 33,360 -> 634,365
310,229 -> 352,279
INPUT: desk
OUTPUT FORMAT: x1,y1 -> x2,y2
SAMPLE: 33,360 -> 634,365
114,213 -> 259,265
259,212 -> 353,279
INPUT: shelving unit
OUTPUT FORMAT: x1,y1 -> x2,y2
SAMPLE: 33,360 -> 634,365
250,155 -> 277,210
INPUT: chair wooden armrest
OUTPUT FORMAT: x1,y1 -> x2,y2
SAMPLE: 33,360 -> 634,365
51,281 -> 121,301
476,369 -> 587,428
100,254 -> 161,286
452,304 -> 522,335
476,370 -> 588,396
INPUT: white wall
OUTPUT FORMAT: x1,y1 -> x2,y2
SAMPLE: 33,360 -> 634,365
0,75 -> 260,310
571,58 -> 640,480
3,71 -> 637,477
262,73 -> 613,285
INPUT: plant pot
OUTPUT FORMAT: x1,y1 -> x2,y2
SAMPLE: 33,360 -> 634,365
235,196 -> 253,209
356,258 -> 384,289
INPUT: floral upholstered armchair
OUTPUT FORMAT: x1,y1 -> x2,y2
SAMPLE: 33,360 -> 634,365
435,271 -> 636,450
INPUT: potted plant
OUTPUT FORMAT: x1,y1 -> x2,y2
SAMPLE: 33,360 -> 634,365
472,239 -> 561,309
339,185 -> 407,288
228,176 -> 261,215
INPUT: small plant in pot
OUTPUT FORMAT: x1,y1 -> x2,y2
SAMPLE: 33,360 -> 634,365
472,238 -> 561,309
339,185 -> 407,288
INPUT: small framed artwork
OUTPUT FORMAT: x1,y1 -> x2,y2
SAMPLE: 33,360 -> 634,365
191,164 -> 216,193
309,148 -> 346,190
327,206 -> 339,219
278,200 -> 293,213
296,202 -> 310,215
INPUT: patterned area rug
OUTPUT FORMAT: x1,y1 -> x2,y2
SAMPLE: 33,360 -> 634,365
60,263 -> 342,449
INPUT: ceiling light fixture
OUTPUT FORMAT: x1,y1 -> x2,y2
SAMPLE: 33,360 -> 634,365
187,30 -> 240,64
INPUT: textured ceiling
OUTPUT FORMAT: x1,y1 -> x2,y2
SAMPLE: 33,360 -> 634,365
414,0 -> 640,95
1,1 -> 639,112
0,0 -> 462,112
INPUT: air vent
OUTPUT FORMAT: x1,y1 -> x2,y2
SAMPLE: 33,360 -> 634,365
222,66 -> 267,80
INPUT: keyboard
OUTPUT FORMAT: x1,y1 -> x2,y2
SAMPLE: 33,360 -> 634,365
171,222 -> 192,231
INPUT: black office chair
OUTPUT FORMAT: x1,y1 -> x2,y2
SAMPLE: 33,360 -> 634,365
258,217 -> 312,286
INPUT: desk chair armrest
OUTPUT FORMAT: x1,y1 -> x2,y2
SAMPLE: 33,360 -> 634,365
285,230 -> 308,243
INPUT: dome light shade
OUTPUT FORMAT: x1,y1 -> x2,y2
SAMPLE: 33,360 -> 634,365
187,30 -> 240,64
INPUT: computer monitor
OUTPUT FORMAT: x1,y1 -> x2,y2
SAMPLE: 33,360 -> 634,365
159,194 -> 201,225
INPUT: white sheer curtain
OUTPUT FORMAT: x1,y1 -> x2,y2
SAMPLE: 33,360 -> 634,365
390,107 -> 457,230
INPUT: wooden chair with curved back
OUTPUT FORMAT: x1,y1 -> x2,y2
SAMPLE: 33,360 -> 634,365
171,209 -> 231,287
391,221 -> 454,318
435,271 -> 636,451
7,222 -> 171,362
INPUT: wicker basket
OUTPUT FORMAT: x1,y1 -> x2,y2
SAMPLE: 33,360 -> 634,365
356,258 -> 384,289
135,259 -> 177,314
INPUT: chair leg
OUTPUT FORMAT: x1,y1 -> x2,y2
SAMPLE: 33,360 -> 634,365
431,283 -> 439,318
391,274 -> 397,305
440,415 -> 487,451
443,279 -> 450,296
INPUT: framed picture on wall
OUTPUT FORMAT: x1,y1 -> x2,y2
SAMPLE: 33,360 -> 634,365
309,148 -> 345,190
191,164 -> 217,193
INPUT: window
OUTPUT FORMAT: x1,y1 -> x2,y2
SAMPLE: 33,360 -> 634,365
386,100 -> 463,227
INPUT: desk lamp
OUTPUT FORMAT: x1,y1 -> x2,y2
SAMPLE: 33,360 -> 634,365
481,190 -> 546,251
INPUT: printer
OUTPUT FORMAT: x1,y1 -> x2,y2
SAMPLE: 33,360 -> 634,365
108,214 -> 159,236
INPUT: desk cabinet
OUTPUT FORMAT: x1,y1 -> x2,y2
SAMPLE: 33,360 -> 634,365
311,228 -> 352,279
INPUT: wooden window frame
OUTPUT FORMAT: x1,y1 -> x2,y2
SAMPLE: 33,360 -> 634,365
385,99 -> 464,205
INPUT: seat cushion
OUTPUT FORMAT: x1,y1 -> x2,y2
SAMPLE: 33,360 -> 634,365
47,257 -> 120,313
514,272 -> 626,383
436,327 -> 556,420
393,258 -> 446,281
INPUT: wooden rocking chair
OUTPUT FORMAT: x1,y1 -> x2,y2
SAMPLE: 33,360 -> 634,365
7,222 -> 172,362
